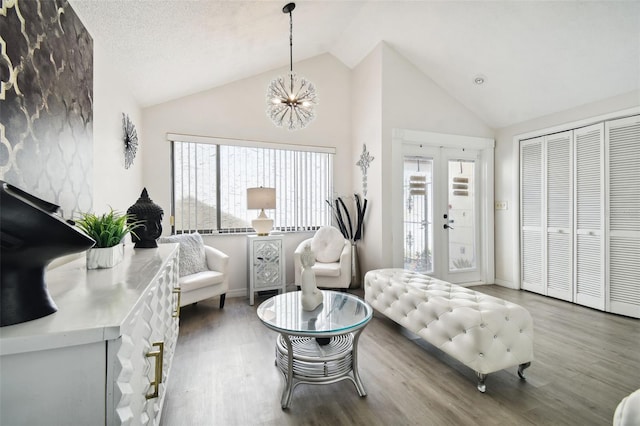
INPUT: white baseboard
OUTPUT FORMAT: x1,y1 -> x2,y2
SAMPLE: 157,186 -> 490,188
227,288 -> 248,299
227,285 -> 296,300
494,278 -> 519,289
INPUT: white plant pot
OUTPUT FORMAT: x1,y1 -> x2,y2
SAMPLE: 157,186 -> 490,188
86,244 -> 124,269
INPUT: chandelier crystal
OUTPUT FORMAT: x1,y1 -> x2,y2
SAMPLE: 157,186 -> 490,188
266,3 -> 318,131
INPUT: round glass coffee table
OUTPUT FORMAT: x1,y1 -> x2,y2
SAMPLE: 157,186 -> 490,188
257,290 -> 373,409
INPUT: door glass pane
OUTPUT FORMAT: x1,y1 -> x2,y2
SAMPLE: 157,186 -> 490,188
403,156 -> 433,273
448,159 -> 476,272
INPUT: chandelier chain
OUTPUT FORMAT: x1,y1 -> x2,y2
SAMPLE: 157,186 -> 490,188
289,8 -> 293,75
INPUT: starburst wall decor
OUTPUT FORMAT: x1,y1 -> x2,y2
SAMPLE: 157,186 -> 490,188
122,113 -> 138,169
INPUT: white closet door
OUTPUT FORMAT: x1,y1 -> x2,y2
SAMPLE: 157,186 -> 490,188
574,123 -> 605,310
606,115 -> 640,318
546,131 -> 573,301
521,137 -> 544,294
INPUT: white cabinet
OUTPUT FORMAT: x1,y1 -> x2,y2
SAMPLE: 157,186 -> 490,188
247,235 -> 286,305
520,114 -> 640,319
0,244 -> 180,426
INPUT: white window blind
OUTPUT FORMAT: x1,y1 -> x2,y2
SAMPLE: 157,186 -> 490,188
171,137 -> 334,234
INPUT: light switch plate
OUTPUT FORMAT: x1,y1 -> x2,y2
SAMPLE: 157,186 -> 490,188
495,201 -> 508,210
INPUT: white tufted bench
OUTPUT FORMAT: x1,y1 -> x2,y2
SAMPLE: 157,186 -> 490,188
364,269 -> 534,392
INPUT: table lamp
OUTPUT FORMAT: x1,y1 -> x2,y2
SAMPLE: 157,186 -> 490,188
247,187 -> 276,235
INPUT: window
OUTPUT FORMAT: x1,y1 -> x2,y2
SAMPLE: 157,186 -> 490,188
170,134 -> 334,234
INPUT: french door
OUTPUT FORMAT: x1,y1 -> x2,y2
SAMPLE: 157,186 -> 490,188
401,144 -> 482,284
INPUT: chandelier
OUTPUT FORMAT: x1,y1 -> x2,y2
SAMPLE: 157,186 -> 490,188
266,2 -> 318,131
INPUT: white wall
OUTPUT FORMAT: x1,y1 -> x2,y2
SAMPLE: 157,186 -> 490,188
355,42 -> 494,277
381,44 -> 494,139
141,53 -> 352,296
350,45 -> 384,279
92,40 -> 144,215
493,90 -> 640,288
196,232 -> 313,299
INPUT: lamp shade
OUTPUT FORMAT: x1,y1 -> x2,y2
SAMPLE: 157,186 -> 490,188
247,187 -> 276,210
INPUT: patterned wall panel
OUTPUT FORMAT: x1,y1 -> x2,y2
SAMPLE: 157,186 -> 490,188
0,0 -> 93,218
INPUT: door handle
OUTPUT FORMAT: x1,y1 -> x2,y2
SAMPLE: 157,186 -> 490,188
443,224 -> 454,230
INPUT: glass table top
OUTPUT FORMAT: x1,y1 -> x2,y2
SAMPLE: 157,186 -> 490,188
257,291 -> 373,336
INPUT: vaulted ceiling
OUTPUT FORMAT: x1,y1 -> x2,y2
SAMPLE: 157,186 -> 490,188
69,0 -> 640,129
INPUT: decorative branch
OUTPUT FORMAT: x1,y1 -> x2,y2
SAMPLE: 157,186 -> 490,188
326,200 -> 347,238
327,194 -> 368,242
337,197 -> 353,240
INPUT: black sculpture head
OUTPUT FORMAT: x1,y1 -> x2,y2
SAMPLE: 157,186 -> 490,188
0,181 -> 96,327
127,188 -> 164,248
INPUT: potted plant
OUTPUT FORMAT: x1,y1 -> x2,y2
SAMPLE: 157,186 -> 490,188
75,209 -> 142,269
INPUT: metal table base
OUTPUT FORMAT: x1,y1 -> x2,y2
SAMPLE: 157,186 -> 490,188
275,330 -> 366,408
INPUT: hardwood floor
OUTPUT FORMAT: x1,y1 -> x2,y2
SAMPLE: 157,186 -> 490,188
161,286 -> 639,426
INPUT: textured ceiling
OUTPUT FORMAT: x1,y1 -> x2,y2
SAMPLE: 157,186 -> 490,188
69,0 -> 640,129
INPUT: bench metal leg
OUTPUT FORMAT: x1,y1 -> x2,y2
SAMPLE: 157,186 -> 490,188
517,362 -> 531,380
476,372 -> 487,393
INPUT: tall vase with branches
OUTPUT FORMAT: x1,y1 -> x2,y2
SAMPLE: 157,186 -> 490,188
326,194 -> 368,288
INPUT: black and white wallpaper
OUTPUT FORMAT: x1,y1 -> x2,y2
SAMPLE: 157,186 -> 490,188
0,0 -> 93,218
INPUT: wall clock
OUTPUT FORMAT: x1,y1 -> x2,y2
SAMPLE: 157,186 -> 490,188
122,113 -> 138,169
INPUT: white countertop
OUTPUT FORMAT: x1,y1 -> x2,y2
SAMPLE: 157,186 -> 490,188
0,243 -> 179,356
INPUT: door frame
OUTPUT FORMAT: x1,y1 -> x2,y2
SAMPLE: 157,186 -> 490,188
391,129 -> 495,286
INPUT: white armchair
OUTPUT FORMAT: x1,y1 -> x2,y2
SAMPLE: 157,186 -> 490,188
159,233 -> 229,308
294,226 -> 351,289
179,245 -> 229,308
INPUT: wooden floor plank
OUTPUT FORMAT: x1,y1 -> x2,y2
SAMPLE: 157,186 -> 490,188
161,286 -> 639,426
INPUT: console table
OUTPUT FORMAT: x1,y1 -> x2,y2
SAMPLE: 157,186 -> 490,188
257,291 -> 373,408
0,244 -> 180,426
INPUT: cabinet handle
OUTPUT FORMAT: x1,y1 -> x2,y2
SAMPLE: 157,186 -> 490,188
146,342 -> 164,399
173,287 -> 181,318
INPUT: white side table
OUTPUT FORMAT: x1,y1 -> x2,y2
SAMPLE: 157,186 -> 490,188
247,234 -> 286,305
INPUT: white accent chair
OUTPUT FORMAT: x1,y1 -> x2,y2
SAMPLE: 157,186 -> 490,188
159,233 -> 229,309
179,245 -> 229,308
294,226 -> 352,289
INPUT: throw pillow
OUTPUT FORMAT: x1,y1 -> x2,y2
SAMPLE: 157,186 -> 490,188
310,226 -> 345,263
158,232 -> 208,277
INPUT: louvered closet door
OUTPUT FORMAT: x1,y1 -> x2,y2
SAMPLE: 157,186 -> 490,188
574,123 -> 605,310
521,137 -> 544,294
546,131 -> 573,301
606,115 -> 640,318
